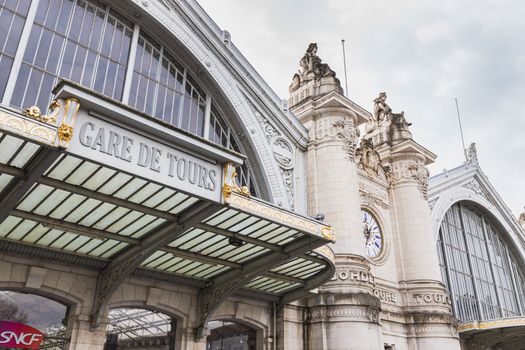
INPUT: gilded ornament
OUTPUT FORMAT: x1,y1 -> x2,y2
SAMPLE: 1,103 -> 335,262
57,123 -> 73,143
222,163 -> 250,202
23,100 -> 60,124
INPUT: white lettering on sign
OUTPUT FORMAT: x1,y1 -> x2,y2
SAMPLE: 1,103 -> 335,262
69,113 -> 222,202
0,332 -> 43,346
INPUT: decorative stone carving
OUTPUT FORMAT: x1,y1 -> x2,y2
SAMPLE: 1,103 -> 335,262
356,138 -> 391,183
289,43 -> 337,92
408,161 -> 430,200
333,119 -> 360,162
373,288 -> 399,304
411,292 -> 452,306
519,208 -> 525,230
307,306 -> 380,323
249,102 -> 295,208
463,180 -> 489,202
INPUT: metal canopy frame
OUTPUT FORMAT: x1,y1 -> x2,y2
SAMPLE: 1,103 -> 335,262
0,85 -> 336,339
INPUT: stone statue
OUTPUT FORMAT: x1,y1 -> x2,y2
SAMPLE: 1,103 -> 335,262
373,92 -> 392,122
289,43 -> 336,92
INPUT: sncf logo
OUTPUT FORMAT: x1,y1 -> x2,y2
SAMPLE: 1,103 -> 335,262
0,321 -> 44,349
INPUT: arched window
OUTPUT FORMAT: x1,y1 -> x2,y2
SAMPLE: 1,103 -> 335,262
206,320 -> 256,350
0,0 -> 260,197
437,202 -> 525,322
0,290 -> 69,349
105,308 -> 176,350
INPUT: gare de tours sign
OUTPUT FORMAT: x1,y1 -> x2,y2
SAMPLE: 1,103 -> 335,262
68,111 -> 222,202
0,321 -> 44,349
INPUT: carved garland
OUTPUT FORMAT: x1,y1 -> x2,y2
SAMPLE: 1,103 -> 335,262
333,119 -> 360,162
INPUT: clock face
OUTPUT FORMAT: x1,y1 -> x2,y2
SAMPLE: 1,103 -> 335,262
362,210 -> 383,258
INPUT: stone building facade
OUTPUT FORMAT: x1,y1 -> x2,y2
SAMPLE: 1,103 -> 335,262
0,1 -> 523,350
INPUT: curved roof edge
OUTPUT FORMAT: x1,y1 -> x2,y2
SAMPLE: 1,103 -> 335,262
174,0 -> 309,149
428,161 -> 525,259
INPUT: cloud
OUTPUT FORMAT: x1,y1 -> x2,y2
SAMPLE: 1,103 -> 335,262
198,0 -> 525,216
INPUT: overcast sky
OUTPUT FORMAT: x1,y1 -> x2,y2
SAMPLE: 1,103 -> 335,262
198,0 -> 525,217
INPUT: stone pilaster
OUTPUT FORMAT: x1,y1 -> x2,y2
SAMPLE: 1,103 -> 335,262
369,97 -> 460,349
290,43 -> 382,349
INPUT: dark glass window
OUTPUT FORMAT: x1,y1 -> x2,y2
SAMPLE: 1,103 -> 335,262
0,0 -> 31,100
11,0 -> 132,111
129,32 -> 205,136
438,202 -> 524,322
105,308 -> 176,350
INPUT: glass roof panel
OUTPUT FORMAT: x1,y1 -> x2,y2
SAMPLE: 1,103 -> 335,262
141,187 -> 175,208
126,182 -> 162,204
169,196 -> 199,214
117,214 -> 157,237
268,282 -> 302,294
0,174 -> 14,192
62,235 -> 92,252
199,239 -> 230,256
90,240 -> 121,257
131,217 -> 165,238
228,215 -> 260,232
46,156 -> 83,180
64,198 -> 103,222
205,209 -> 238,226
177,231 -> 216,250
203,266 -> 230,279
34,229 -> 65,246
176,261 -> 211,275
217,212 -> 250,230
21,224 -> 51,243
235,246 -> 267,263
9,142 -> 40,168
49,232 -> 78,249
82,167 -> 117,190
168,228 -> 205,247
78,202 -> 117,226
101,242 -> 129,258
49,193 -> 87,220
97,172 -> 133,194
185,234 -> 226,253
32,189 -> 71,216
17,184 -> 54,211
113,177 -> 148,199
194,265 -> 226,278
142,251 -> 166,265
154,192 -> 189,211
0,135 -> 24,163
106,210 -> 144,234
76,238 -> 105,254
93,207 -> 133,231
65,161 -> 101,185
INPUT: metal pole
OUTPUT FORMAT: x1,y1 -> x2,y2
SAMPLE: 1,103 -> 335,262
455,98 -> 468,161
341,39 -> 349,97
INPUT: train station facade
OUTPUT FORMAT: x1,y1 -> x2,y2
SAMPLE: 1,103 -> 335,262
0,1 -> 524,350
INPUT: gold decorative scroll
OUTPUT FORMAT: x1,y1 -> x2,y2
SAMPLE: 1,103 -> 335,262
222,162 -> 250,201
56,97 -> 80,148
23,100 -> 60,125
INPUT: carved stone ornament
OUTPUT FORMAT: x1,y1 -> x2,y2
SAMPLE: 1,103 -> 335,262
333,119 -> 360,162
463,180 -> 490,202
289,43 -> 337,92
307,305 -> 380,323
356,138 -> 390,181
407,161 -> 429,200
249,101 -> 295,208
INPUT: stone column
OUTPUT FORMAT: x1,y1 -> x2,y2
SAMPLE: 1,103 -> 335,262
381,143 -> 460,350
68,314 -> 107,350
291,78 -> 382,349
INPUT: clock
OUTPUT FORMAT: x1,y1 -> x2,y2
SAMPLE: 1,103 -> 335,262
362,209 -> 383,258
